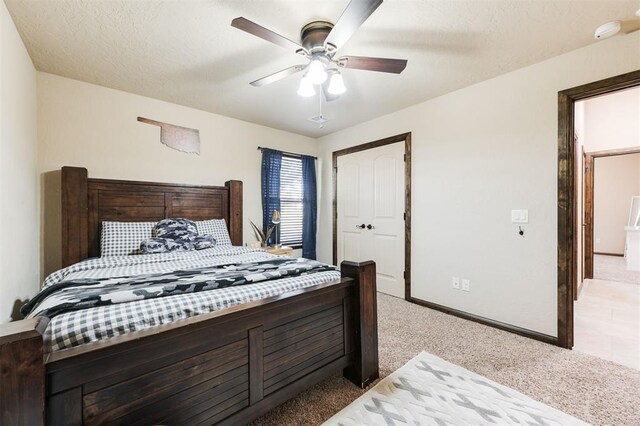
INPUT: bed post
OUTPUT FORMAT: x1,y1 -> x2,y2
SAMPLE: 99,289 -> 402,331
341,260 -> 378,388
0,317 -> 48,426
61,166 -> 88,268
225,180 -> 243,246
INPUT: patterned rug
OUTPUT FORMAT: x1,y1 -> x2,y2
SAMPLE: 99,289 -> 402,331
324,352 -> 587,425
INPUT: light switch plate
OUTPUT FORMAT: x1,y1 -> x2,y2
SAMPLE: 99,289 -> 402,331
511,209 -> 529,223
452,277 -> 460,289
462,279 -> 470,292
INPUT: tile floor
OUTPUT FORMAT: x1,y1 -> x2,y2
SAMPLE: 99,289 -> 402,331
593,254 -> 640,285
574,278 -> 640,370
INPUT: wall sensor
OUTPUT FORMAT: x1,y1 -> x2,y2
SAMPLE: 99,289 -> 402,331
594,21 -> 622,40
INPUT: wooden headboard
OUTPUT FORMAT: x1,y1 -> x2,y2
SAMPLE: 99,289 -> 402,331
61,166 -> 243,267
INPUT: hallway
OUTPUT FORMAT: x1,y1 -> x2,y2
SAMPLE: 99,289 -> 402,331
574,277 -> 640,370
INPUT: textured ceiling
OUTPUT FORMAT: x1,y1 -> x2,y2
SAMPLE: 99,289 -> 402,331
5,0 -> 639,137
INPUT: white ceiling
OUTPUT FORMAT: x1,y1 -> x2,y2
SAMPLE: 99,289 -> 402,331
5,0 -> 638,137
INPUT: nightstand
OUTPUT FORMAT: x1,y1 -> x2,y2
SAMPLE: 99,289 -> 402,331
264,245 -> 294,256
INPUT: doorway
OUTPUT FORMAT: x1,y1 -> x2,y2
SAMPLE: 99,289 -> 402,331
333,132 -> 411,299
582,148 -> 640,282
557,70 -> 640,361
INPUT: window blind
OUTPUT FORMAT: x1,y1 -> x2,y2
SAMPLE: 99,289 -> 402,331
279,155 -> 303,247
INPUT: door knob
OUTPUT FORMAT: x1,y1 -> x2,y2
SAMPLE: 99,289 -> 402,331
355,224 -> 366,229
367,224 -> 375,230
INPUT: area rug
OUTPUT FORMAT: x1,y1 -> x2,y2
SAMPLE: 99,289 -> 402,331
323,351 -> 587,425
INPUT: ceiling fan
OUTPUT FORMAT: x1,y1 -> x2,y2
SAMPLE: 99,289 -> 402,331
231,0 -> 407,101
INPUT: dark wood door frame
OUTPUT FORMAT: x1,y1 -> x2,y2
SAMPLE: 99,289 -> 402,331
332,132 -> 412,299
583,149 -> 593,280
557,69 -> 640,349
583,147 -> 640,279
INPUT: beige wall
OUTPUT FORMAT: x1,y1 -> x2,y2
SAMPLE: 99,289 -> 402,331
37,72 -> 316,279
0,2 -> 39,323
316,32 -> 640,337
581,86 -> 640,152
594,154 -> 640,255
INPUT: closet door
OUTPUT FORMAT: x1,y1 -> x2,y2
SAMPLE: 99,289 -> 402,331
337,142 -> 405,298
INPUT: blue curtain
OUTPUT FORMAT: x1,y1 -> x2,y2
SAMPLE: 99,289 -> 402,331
302,155 -> 317,259
261,149 -> 282,246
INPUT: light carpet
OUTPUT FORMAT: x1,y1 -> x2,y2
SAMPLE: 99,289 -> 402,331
594,254 -> 640,285
324,351 -> 586,425
252,294 -> 640,426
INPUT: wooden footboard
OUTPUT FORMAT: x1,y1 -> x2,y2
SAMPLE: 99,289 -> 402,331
0,261 -> 377,425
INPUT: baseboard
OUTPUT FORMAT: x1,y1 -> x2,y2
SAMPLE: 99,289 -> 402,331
594,252 -> 624,257
406,297 -> 558,346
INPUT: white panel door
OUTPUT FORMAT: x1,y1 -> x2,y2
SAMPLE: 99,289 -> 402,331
337,142 -> 405,298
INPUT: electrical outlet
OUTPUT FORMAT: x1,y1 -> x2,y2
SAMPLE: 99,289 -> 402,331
462,279 -> 470,292
452,277 -> 460,289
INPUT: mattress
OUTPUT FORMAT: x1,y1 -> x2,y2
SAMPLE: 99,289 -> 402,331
25,246 -> 341,353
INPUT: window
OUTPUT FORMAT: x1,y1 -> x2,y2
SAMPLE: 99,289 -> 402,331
279,155 -> 303,247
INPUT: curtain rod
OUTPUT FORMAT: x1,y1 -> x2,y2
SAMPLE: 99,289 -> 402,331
257,146 -> 317,160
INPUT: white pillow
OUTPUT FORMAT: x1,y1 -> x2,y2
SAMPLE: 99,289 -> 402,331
195,219 -> 232,246
101,221 -> 157,257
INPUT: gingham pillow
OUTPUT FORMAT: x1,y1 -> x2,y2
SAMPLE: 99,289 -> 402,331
195,219 -> 232,246
101,221 -> 157,257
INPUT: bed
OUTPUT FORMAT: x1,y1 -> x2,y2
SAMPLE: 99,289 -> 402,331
0,166 -> 378,426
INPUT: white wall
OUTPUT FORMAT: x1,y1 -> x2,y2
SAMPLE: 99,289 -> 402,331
575,101 -> 585,284
37,73 -> 316,278
316,32 -> 640,337
0,2 -> 39,323
594,154 -> 640,255
581,86 -> 640,152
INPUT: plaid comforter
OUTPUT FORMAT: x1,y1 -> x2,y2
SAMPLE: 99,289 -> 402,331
26,246 -> 341,352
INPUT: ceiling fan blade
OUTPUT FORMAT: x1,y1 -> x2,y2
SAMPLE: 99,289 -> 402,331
321,81 -> 341,102
250,65 -> 306,87
338,55 -> 407,74
232,17 -> 304,52
325,0 -> 383,50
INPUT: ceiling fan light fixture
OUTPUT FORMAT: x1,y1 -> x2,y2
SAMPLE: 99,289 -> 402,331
307,59 -> 328,85
232,1 -> 408,106
328,71 -> 346,95
297,75 -> 316,97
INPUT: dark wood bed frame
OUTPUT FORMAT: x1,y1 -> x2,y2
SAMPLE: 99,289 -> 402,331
0,167 -> 378,426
